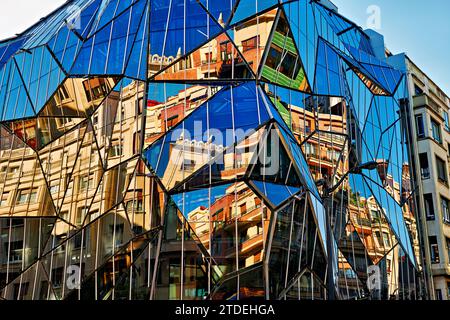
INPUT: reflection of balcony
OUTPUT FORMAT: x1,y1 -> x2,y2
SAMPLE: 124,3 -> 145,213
241,233 -> 263,254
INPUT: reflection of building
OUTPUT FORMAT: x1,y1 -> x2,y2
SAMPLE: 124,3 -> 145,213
187,182 -> 269,292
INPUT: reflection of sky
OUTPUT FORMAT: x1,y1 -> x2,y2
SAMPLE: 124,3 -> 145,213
147,83 -> 189,104
173,184 -> 231,216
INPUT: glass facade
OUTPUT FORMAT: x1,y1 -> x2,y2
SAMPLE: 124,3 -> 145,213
0,0 -> 423,300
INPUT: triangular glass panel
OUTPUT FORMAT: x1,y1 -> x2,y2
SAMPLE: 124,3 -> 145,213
228,8 -> 277,76
145,83 -> 223,148
38,122 -> 89,212
0,60 -> 35,121
143,82 -> 271,190
250,180 -> 301,210
260,10 -> 311,92
39,77 -> 120,118
13,45 -> 66,113
230,0 -> 278,26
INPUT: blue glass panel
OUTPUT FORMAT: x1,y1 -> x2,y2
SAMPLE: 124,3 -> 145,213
143,82 -> 271,187
125,2 -> 149,80
230,0 -> 278,25
149,0 -> 223,59
88,0 -> 137,37
105,0 -> 146,74
71,0 -> 145,75
0,61 -> 35,121
48,26 -> 82,73
252,181 -> 300,208
172,184 -> 231,218
363,176 -> 416,266
15,46 -> 65,113
0,38 -> 26,70
310,193 -> 327,255
199,0 -> 236,25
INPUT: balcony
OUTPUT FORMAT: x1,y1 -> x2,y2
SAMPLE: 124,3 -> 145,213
413,93 -> 444,116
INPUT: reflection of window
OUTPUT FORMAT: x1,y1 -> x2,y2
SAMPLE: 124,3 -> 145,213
79,173 -> 95,191
424,194 -> 435,220
382,232 -> 391,247
242,36 -> 259,52
13,282 -> 29,300
76,207 -> 88,226
415,115 -> 425,138
52,267 -> 64,288
7,240 -> 24,263
239,203 -> 247,215
126,199 -> 143,214
83,78 -> 109,102
431,119 -> 442,143
419,153 -> 430,179
266,46 -> 300,79
436,156 -> 447,183
220,41 -> 233,62
0,192 -> 9,207
16,188 -> 38,205
109,140 -> 123,158
430,236 -> 440,263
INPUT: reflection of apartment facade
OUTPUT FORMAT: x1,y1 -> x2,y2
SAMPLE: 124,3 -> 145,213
0,78 -> 151,300
188,182 -> 269,280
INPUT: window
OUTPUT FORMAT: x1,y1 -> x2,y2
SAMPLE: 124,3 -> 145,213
436,289 -> 443,300
430,236 -> 440,264
109,140 -> 123,158
13,282 -> 29,300
444,112 -> 450,132
8,240 -> 24,263
415,115 -> 425,138
239,203 -> 247,215
447,282 -> 450,300
419,153 -> 430,179
15,188 -> 38,205
424,194 -> 435,220
414,85 -> 423,95
0,191 -> 9,207
447,238 -> 450,264
242,36 -> 259,52
382,232 -> 391,247
442,196 -> 450,224
76,207 -> 88,226
431,119 -> 442,143
79,173 -> 95,191
436,156 -> 447,183
49,184 -> 59,195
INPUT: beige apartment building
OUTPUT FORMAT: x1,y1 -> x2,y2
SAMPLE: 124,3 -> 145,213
405,57 -> 450,300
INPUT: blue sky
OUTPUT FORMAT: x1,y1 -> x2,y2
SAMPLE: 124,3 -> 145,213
1,0 -> 449,94
332,0 -> 450,95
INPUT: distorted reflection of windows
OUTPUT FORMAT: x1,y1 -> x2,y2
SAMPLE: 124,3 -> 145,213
15,188 -> 38,205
